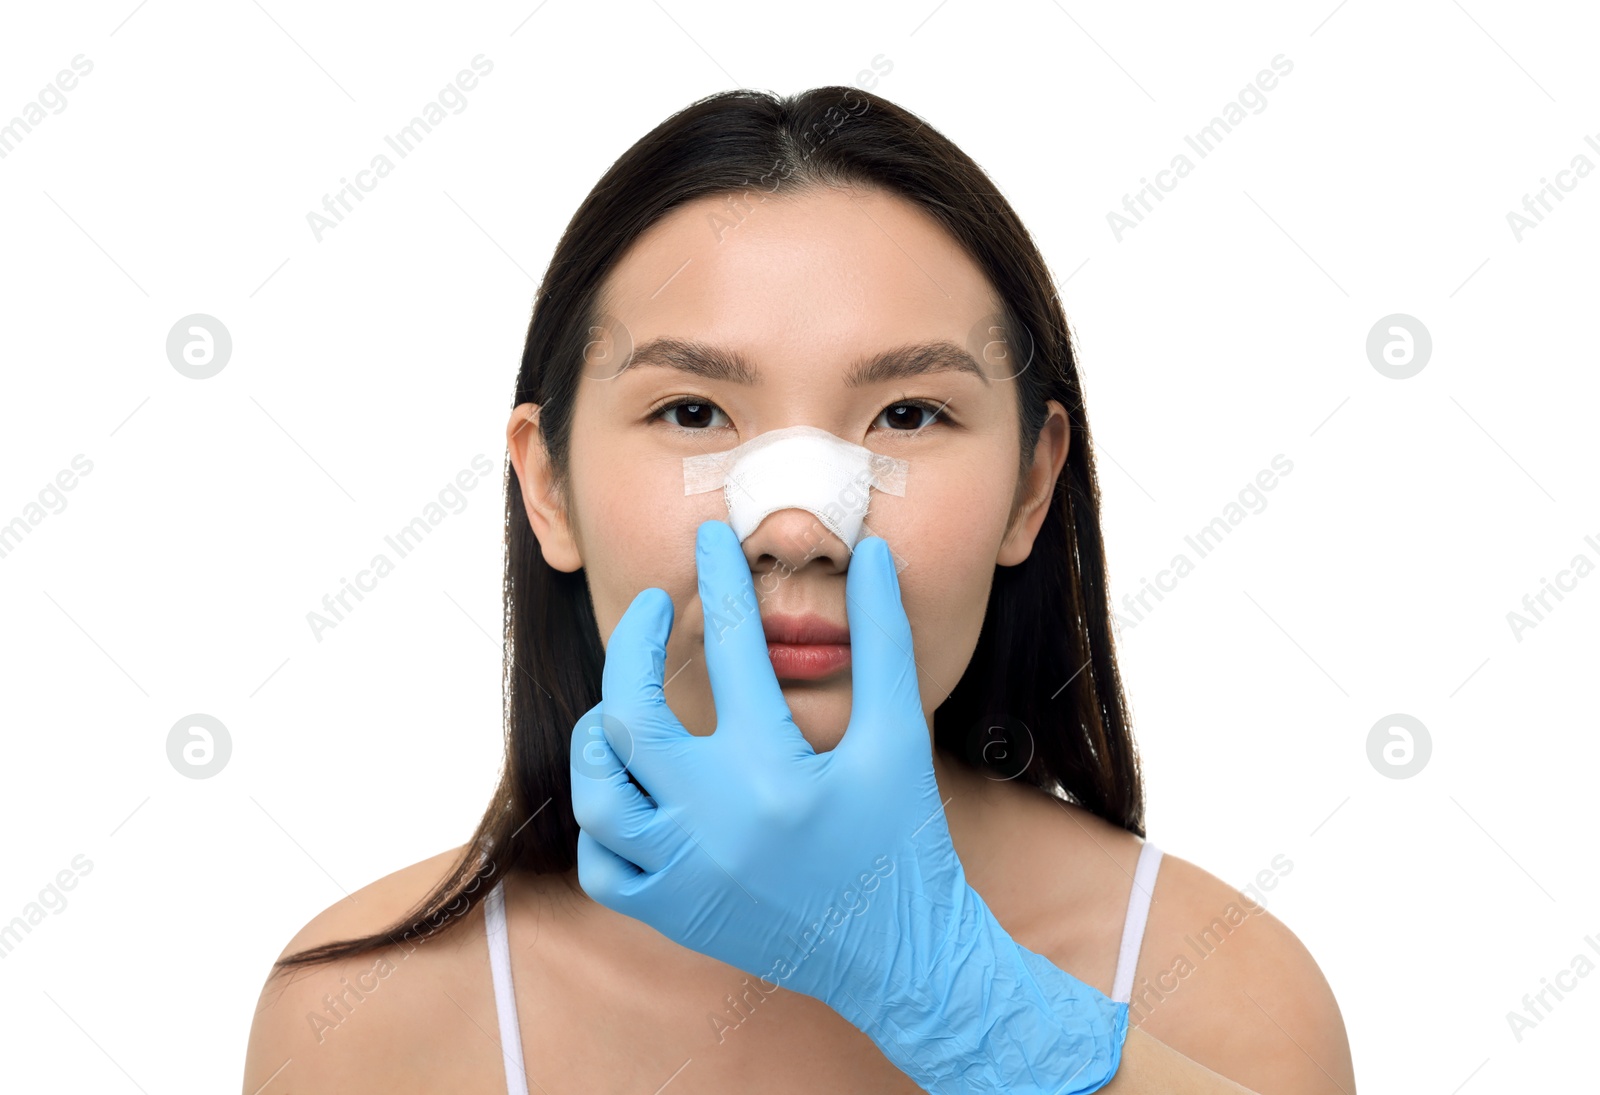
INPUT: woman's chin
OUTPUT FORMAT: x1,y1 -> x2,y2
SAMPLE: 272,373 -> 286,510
782,688 -> 850,752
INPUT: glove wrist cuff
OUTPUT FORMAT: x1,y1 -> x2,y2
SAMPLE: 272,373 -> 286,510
836,881 -> 1129,1094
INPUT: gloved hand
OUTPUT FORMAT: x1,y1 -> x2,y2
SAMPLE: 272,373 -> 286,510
570,518 -> 1128,1093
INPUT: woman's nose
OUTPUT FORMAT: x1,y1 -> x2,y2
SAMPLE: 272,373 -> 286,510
738,506 -> 852,579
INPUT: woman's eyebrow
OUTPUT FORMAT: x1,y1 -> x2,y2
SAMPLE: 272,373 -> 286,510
616,336 -> 991,387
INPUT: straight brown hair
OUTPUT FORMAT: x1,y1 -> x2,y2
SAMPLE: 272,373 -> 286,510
273,85 -> 1143,976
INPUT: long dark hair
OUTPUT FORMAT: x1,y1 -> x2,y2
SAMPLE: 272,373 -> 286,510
273,85 -> 1143,975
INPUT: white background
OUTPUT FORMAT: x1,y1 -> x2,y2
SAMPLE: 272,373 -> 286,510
2,1 -> 1596,1091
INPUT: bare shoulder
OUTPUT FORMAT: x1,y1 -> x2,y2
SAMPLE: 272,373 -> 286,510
241,843 -> 504,1095
1133,848 -> 1356,1093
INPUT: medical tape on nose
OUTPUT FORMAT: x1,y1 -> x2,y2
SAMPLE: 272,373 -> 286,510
682,424 -> 909,552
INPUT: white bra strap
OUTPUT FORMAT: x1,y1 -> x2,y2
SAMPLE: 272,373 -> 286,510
1111,840 -> 1164,1005
484,879 -> 531,1095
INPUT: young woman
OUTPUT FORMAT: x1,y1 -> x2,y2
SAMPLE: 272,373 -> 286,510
244,87 -> 1355,1093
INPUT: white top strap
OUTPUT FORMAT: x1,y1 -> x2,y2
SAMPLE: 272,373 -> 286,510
484,879 -> 531,1095
1111,840 -> 1164,1005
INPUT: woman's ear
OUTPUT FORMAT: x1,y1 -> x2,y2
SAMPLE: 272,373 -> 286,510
997,400 -> 1070,567
506,402 -> 583,572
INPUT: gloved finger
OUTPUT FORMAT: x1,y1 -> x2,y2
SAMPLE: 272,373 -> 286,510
569,703 -> 679,873
695,519 -> 803,748
840,535 -> 926,755
575,826 -> 644,915
600,584 -> 695,792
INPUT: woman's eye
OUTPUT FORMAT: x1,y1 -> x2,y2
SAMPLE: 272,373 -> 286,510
873,400 -> 944,432
653,397 -> 945,433
654,400 -> 730,430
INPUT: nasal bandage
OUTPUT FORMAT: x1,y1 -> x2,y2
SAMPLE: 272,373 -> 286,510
682,425 -> 909,552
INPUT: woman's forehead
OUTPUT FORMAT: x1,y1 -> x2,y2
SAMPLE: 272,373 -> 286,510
595,187 -> 1002,360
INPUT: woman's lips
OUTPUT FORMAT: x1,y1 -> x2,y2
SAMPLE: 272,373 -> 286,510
766,641 -> 851,681
761,612 -> 850,681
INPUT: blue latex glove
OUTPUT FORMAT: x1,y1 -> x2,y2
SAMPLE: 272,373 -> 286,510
570,519 -> 1128,1093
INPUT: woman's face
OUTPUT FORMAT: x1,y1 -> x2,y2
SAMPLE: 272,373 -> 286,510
509,185 -> 1068,755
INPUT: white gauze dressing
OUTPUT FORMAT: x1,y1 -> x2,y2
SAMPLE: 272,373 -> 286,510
682,424 -> 910,552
